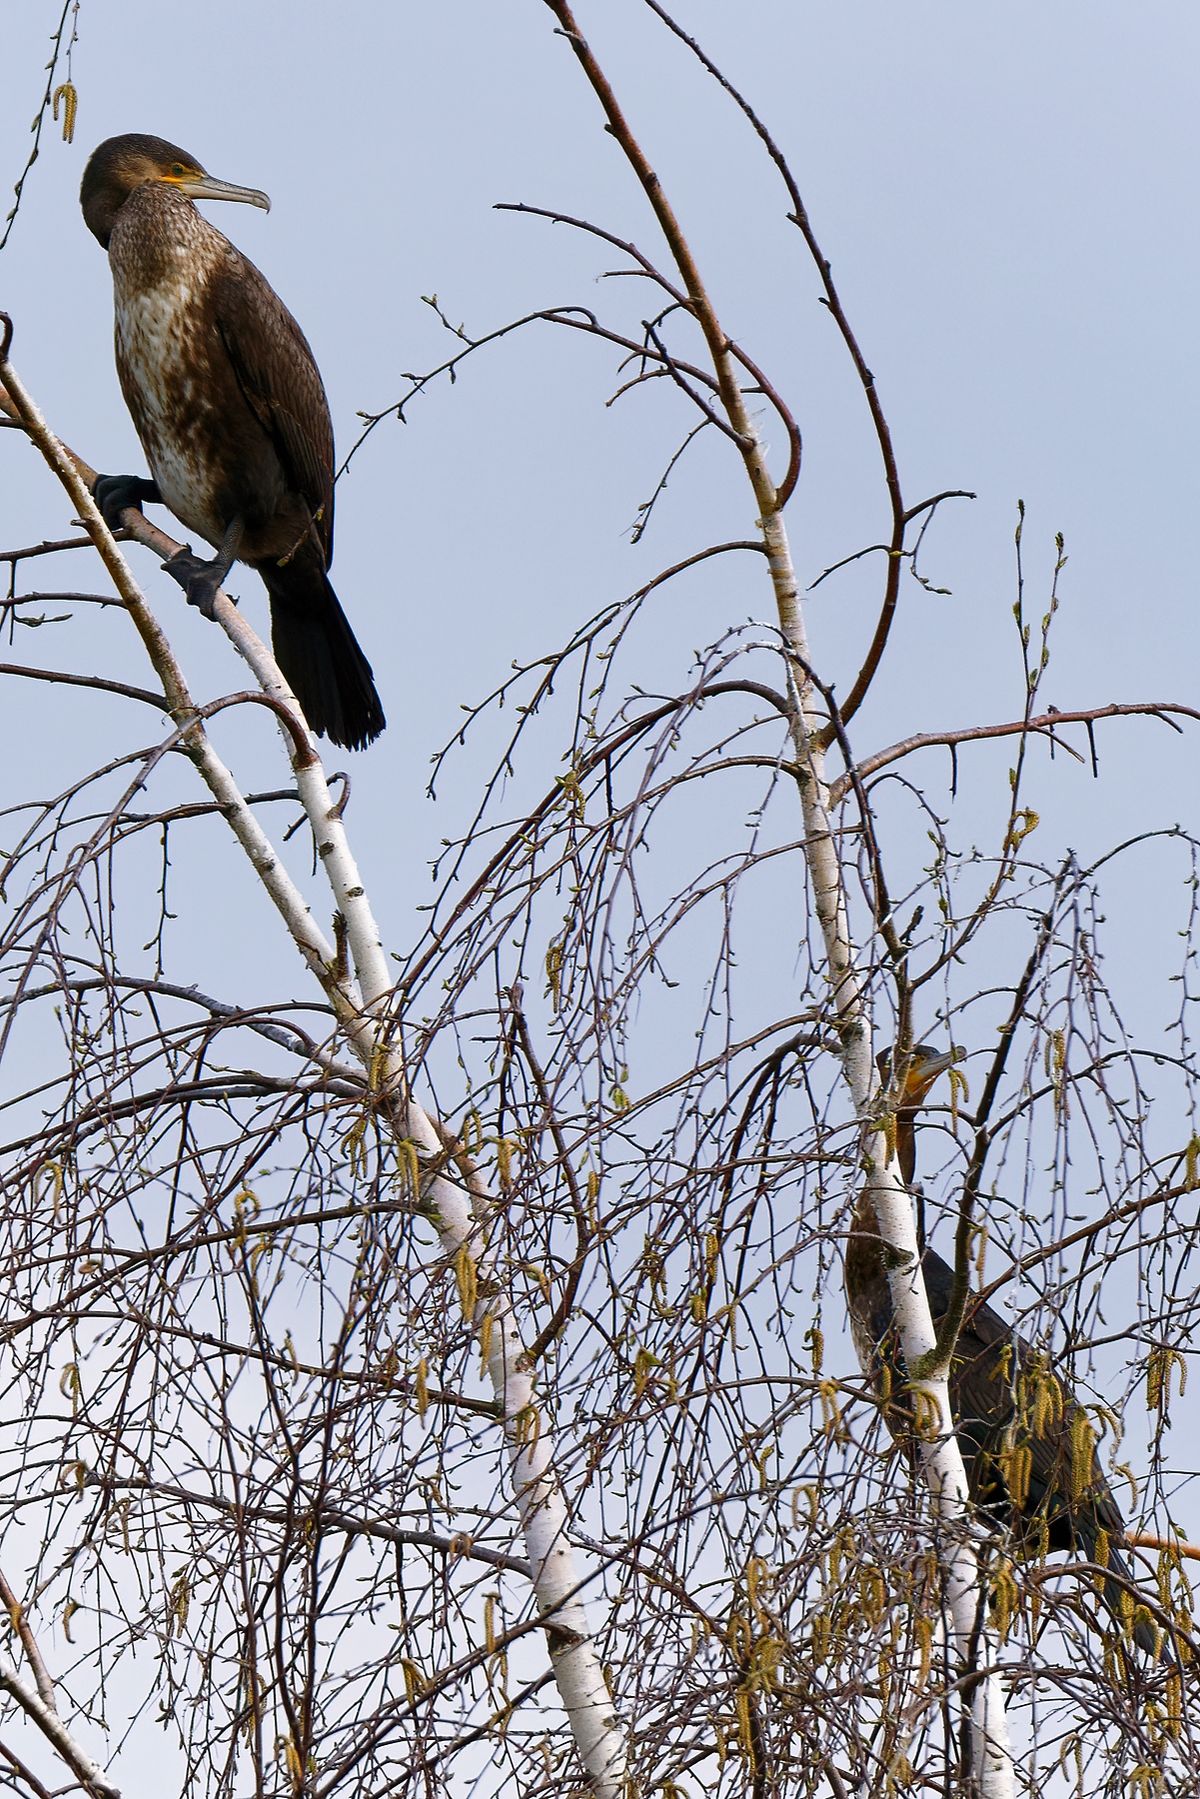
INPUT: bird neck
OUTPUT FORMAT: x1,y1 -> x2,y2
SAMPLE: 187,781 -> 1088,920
108,183 -> 230,286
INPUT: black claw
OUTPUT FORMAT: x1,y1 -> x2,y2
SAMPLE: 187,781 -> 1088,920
162,546 -> 238,621
92,473 -> 161,533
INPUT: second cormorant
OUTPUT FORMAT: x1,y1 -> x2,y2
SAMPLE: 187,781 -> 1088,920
846,1044 -> 1161,1656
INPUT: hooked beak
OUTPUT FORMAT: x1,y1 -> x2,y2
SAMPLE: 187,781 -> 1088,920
893,1045 -> 963,1106
175,173 -> 271,213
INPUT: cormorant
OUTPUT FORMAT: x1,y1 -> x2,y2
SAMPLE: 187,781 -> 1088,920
846,1044 -> 1160,1656
80,134 -> 385,750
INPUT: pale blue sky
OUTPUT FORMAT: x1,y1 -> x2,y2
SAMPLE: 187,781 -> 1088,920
5,3 -> 1198,894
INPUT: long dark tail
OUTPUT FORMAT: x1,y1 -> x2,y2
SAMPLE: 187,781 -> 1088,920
261,560 -> 385,751
1080,1521 -> 1163,1658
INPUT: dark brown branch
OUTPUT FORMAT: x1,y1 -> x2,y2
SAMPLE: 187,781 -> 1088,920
0,661 -> 169,711
497,198 -> 802,491
828,702 -> 1197,805
636,0 -> 910,729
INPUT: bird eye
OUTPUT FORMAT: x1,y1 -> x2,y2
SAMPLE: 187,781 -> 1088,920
170,162 -> 185,178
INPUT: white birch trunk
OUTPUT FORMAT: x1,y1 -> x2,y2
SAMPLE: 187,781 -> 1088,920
759,481 -> 1014,1797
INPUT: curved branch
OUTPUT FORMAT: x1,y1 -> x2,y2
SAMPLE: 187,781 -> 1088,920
828,701 -> 1196,804
0,1660 -> 119,1798
637,0 -> 912,729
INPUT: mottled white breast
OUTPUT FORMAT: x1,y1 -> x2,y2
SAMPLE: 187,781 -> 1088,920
114,254 -> 225,548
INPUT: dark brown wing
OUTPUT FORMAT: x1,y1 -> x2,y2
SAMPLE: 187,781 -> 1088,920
210,254 -> 335,565
926,1251 -> 1132,1543
850,1235 -> 1135,1545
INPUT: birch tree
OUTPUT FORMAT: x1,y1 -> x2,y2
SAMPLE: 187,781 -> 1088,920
0,6 -> 1197,1797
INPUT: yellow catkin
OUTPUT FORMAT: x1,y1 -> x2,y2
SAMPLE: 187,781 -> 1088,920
745,1557 -> 766,1617
998,1439 -> 1032,1512
818,1379 -> 843,1438
948,1062 -> 969,1118
392,1137 -> 420,1195
454,1244 -> 478,1318
990,1560 -> 1018,1639
807,1325 -> 824,1374
485,1649 -> 508,1695
342,1114 -> 368,1175
37,1161 -> 65,1215
633,1346 -> 658,1398
544,941 -> 563,1010
52,82 -> 77,142
478,1310 -> 494,1372
169,1573 -> 190,1635
734,1688 -> 755,1764
513,1404 -> 541,1450
1147,1345 -> 1187,1411
1031,1364 -> 1063,1437
885,1751 -> 915,1792
859,1564 -> 886,1625
283,1738 -> 303,1788
1165,1669 -> 1184,1738
1186,1135 -> 1200,1191
748,1635 -> 783,1692
911,1387 -> 943,1440
1070,1411 -> 1096,1500
703,1230 -> 720,1282
793,1484 -> 819,1527
1157,1544 -> 1181,1609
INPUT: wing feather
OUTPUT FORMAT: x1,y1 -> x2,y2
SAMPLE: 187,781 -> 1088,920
210,254 -> 335,565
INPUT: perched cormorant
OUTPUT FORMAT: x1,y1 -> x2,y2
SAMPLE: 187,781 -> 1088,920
846,1044 -> 1160,1656
80,134 -> 385,750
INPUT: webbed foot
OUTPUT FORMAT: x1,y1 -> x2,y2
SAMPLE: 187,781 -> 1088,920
91,474 -> 161,532
162,547 -> 235,621
162,517 -> 244,620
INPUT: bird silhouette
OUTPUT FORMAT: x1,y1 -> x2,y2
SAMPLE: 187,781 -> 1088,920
845,1044 -> 1160,1656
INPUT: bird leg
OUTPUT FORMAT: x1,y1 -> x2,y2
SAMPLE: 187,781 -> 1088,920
91,473 -> 162,532
162,518 -> 245,621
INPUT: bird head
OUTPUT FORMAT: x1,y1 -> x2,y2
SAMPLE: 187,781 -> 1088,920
81,134 -> 270,247
877,1043 -> 959,1111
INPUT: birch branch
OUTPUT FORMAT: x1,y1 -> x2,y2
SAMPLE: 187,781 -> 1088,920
0,344 -> 626,1793
0,1569 -> 56,1712
0,1660 -> 119,1799
828,702 -> 1197,805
